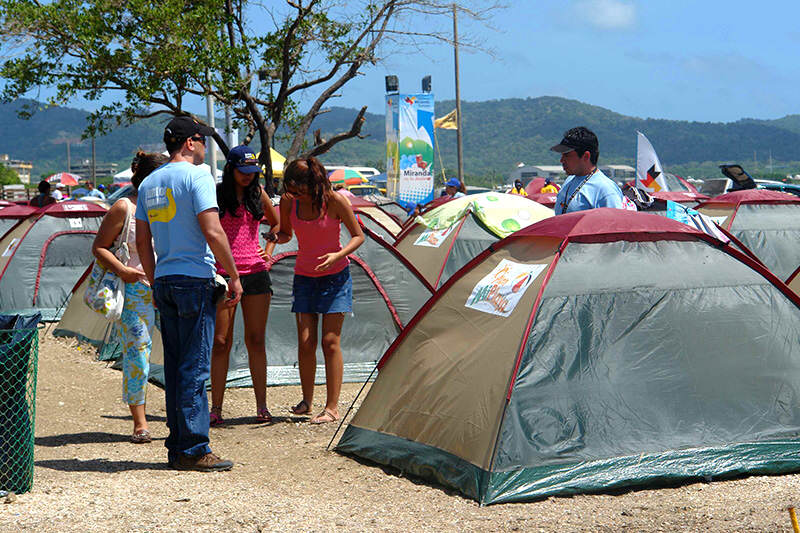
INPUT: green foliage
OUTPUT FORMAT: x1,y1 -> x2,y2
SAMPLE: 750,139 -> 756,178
0,162 -> 20,185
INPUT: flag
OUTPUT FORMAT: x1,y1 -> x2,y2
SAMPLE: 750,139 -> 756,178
434,109 -> 458,130
636,131 -> 669,192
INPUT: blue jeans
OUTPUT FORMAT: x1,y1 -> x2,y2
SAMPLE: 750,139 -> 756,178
153,275 -> 215,463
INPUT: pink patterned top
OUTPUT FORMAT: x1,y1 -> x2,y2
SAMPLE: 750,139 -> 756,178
216,205 -> 266,276
291,199 -> 348,277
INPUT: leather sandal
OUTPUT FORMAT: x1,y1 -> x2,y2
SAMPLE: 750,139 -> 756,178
289,400 -> 312,415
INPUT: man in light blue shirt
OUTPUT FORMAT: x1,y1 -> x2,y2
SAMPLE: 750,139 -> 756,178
550,127 -> 624,215
85,181 -> 106,200
136,116 -> 242,472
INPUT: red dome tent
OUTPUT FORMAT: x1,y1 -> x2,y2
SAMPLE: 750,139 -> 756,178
697,189 -> 800,281
337,209 -> 800,504
0,201 -> 106,320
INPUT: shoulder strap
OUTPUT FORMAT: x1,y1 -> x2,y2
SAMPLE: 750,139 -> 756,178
113,198 -> 133,260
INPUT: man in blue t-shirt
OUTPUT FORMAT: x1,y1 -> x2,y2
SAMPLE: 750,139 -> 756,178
136,116 -> 242,472
550,127 -> 624,215
85,181 -> 106,200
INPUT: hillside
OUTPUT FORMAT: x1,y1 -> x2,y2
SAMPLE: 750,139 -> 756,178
3,96 -> 800,180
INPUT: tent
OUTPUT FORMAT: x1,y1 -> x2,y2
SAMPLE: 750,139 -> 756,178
0,201 -> 106,320
651,190 -> 708,204
337,209 -> 800,504
394,192 -> 553,289
57,219 -> 434,388
213,222 -> 435,386
788,266 -> 800,295
696,189 -> 800,280
348,196 -> 404,240
0,205 -> 38,240
361,194 -> 407,224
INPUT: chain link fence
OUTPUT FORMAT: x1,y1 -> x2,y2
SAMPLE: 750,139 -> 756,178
0,313 -> 40,495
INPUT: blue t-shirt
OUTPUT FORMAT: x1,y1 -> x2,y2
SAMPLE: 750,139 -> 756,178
554,169 -> 624,215
135,162 -> 218,279
87,189 -> 106,200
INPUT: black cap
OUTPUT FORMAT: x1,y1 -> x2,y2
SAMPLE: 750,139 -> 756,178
163,116 -> 215,144
550,126 -> 598,155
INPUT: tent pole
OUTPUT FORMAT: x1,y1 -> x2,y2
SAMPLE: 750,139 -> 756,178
326,363 -> 379,451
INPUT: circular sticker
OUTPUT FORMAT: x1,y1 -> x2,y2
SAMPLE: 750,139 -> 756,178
501,218 -> 521,232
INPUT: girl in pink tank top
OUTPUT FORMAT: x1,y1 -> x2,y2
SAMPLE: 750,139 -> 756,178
276,157 -> 364,424
209,145 -> 280,426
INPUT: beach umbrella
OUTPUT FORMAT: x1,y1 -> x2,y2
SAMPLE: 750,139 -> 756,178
328,168 -> 366,186
47,172 -> 81,186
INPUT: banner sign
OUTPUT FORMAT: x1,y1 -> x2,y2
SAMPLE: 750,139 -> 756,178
386,93 -> 434,209
465,259 -> 546,318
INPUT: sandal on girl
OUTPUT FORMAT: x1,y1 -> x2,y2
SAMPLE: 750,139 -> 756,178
289,400 -> 312,416
310,408 -> 340,425
209,408 -> 224,427
256,407 -> 273,424
130,429 -> 152,444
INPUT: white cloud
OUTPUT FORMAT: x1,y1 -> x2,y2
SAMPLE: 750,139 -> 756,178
573,0 -> 636,30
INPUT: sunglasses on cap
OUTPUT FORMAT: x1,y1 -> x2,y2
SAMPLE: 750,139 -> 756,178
190,136 -> 206,144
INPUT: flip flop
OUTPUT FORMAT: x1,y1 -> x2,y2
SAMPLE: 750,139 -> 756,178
256,407 -> 273,423
130,429 -> 152,444
289,400 -> 312,416
310,408 -> 340,425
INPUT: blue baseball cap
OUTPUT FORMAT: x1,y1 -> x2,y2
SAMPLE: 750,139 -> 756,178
445,178 -> 460,187
227,145 -> 261,174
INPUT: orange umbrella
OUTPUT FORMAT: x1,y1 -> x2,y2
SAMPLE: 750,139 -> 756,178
47,172 -> 81,186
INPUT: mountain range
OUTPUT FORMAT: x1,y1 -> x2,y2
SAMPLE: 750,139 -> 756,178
2,96 -> 799,180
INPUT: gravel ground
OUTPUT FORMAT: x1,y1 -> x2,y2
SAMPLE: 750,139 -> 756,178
2,330 -> 800,532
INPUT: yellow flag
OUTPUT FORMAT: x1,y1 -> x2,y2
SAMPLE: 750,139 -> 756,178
434,109 -> 458,130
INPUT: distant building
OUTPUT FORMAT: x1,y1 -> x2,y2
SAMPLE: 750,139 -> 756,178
599,164 -> 635,184
70,160 -> 119,181
0,154 -> 33,184
509,165 -> 565,184
510,163 -> 636,186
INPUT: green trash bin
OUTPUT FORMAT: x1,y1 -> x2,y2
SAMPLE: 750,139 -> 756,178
0,312 -> 41,495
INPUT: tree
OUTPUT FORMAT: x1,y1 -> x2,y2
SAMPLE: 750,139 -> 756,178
0,0 -> 499,191
0,163 -> 20,185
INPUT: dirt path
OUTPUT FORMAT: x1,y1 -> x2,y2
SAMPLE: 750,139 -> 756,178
2,330 -> 799,532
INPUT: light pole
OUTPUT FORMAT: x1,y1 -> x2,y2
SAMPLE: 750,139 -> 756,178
453,3 -> 464,186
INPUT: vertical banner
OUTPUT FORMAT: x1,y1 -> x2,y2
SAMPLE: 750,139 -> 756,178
386,95 -> 400,201
386,93 -> 435,208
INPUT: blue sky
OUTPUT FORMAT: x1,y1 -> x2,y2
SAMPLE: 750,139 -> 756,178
7,1 -> 798,124
324,0 -> 800,123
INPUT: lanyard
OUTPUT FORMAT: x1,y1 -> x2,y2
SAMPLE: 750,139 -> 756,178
560,168 -> 596,213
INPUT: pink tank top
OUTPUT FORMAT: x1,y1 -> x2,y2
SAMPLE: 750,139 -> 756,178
216,205 -> 267,276
291,199 -> 349,277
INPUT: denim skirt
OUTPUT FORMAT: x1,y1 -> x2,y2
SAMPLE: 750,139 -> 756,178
291,266 -> 352,314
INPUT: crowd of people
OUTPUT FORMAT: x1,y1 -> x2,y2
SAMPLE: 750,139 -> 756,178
90,117 -> 364,472
87,121 -> 628,472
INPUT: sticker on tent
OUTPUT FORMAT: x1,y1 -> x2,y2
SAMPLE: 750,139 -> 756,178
2,238 -> 20,257
465,259 -> 546,317
414,225 -> 455,248
68,218 -> 83,228
708,216 -> 728,225
63,204 -> 88,211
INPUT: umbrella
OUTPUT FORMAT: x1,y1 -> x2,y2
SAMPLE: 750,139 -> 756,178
328,168 -> 367,186
47,172 -> 82,186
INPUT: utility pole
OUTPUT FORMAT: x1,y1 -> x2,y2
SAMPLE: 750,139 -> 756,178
206,88 -> 217,179
91,136 -> 96,182
66,141 -> 71,173
453,3 -> 464,186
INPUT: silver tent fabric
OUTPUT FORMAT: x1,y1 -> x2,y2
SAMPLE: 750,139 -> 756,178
497,239 -> 800,471
0,215 -> 101,320
727,204 -> 800,280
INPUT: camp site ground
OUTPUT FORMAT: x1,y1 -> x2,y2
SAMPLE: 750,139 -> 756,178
1,328 -> 799,533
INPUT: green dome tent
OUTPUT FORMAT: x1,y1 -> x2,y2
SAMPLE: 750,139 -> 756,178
337,209 -> 800,504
